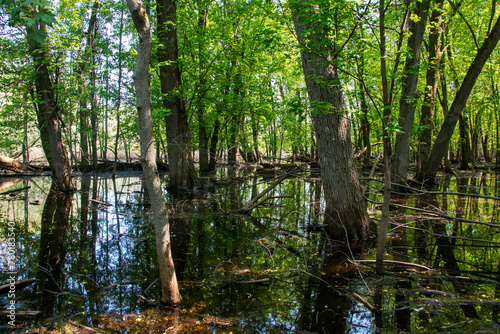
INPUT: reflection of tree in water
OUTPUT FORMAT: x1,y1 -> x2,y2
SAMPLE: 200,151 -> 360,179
311,242 -> 371,334
35,182 -> 73,316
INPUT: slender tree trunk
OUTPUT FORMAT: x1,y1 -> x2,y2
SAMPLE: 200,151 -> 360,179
393,0 -> 431,185
418,15 -> 500,182
77,0 -> 99,172
196,3 -> 210,173
113,6 -> 125,178
376,0 -> 392,275
157,0 -> 197,190
208,118 -> 220,170
291,0 -> 370,240
127,0 -> 181,305
417,0 -> 444,175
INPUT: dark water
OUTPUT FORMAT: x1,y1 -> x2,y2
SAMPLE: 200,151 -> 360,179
2,168 -> 500,333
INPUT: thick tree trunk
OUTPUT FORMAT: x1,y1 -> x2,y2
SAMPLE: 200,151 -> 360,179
27,21 -> 73,192
392,0 -> 431,185
417,0 -> 444,175
291,1 -> 370,240
127,0 -> 181,305
157,0 -> 197,190
418,15 -> 500,182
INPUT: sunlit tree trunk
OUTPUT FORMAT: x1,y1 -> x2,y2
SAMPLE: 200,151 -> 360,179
291,0 -> 370,240
127,0 -> 182,305
157,0 -> 198,190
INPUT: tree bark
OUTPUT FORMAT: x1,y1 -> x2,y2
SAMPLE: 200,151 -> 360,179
127,0 -> 182,305
157,0 -> 198,190
291,1 -> 370,240
417,0 -> 444,175
26,17 -> 73,192
418,15 -> 500,182
77,0 -> 99,172
392,0 -> 431,185
196,3 -> 210,174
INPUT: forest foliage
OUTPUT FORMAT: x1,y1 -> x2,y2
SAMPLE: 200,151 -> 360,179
0,0 -> 499,176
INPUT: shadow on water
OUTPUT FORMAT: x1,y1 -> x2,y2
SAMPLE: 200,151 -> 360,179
2,168 -> 500,332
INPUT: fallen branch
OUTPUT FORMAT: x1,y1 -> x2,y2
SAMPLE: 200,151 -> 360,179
351,292 -> 377,312
67,320 -> 101,333
0,186 -> 30,196
0,153 -> 42,174
353,259 -> 432,271
0,279 -> 37,294
233,168 -> 298,213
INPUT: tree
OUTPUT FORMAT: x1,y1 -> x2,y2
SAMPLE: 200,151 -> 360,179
290,0 -> 370,240
417,0 -> 445,175
76,0 -> 99,172
392,0 -> 431,186
2,0 -> 74,191
126,0 -> 182,305
157,0 -> 198,190
417,14 -> 500,183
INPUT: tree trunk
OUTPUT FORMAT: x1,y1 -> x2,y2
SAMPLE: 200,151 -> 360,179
127,0 -> 181,305
157,0 -> 198,190
112,6 -> 125,178
417,0 -> 444,175
26,18 -> 73,192
459,113 -> 471,169
196,3 -> 210,174
418,15 -> 500,182
291,0 -> 370,240
392,0 -> 431,185
76,0 -> 99,172
376,0 -> 393,275
208,118 -> 220,170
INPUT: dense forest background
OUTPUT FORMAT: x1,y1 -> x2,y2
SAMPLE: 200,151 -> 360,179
1,0 -> 498,178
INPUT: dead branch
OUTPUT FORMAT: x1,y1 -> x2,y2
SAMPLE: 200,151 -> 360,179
0,186 -> 30,196
353,259 -> 432,271
0,279 -> 37,294
0,153 -> 42,174
232,168 -> 298,214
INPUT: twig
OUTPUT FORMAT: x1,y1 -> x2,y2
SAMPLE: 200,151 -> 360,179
354,259 -> 432,271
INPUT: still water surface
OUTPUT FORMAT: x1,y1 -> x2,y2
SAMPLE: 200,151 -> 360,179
2,168 -> 500,333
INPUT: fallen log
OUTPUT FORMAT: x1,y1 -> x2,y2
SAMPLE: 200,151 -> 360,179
0,154 -> 42,174
0,279 -> 37,294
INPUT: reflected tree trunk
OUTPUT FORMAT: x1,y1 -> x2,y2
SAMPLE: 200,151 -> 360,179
36,182 -> 73,315
127,0 -> 181,305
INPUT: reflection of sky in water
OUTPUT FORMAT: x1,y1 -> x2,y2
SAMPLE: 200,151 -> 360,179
2,171 -> 500,332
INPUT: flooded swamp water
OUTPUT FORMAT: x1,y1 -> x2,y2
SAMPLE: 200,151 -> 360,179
2,167 -> 500,333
